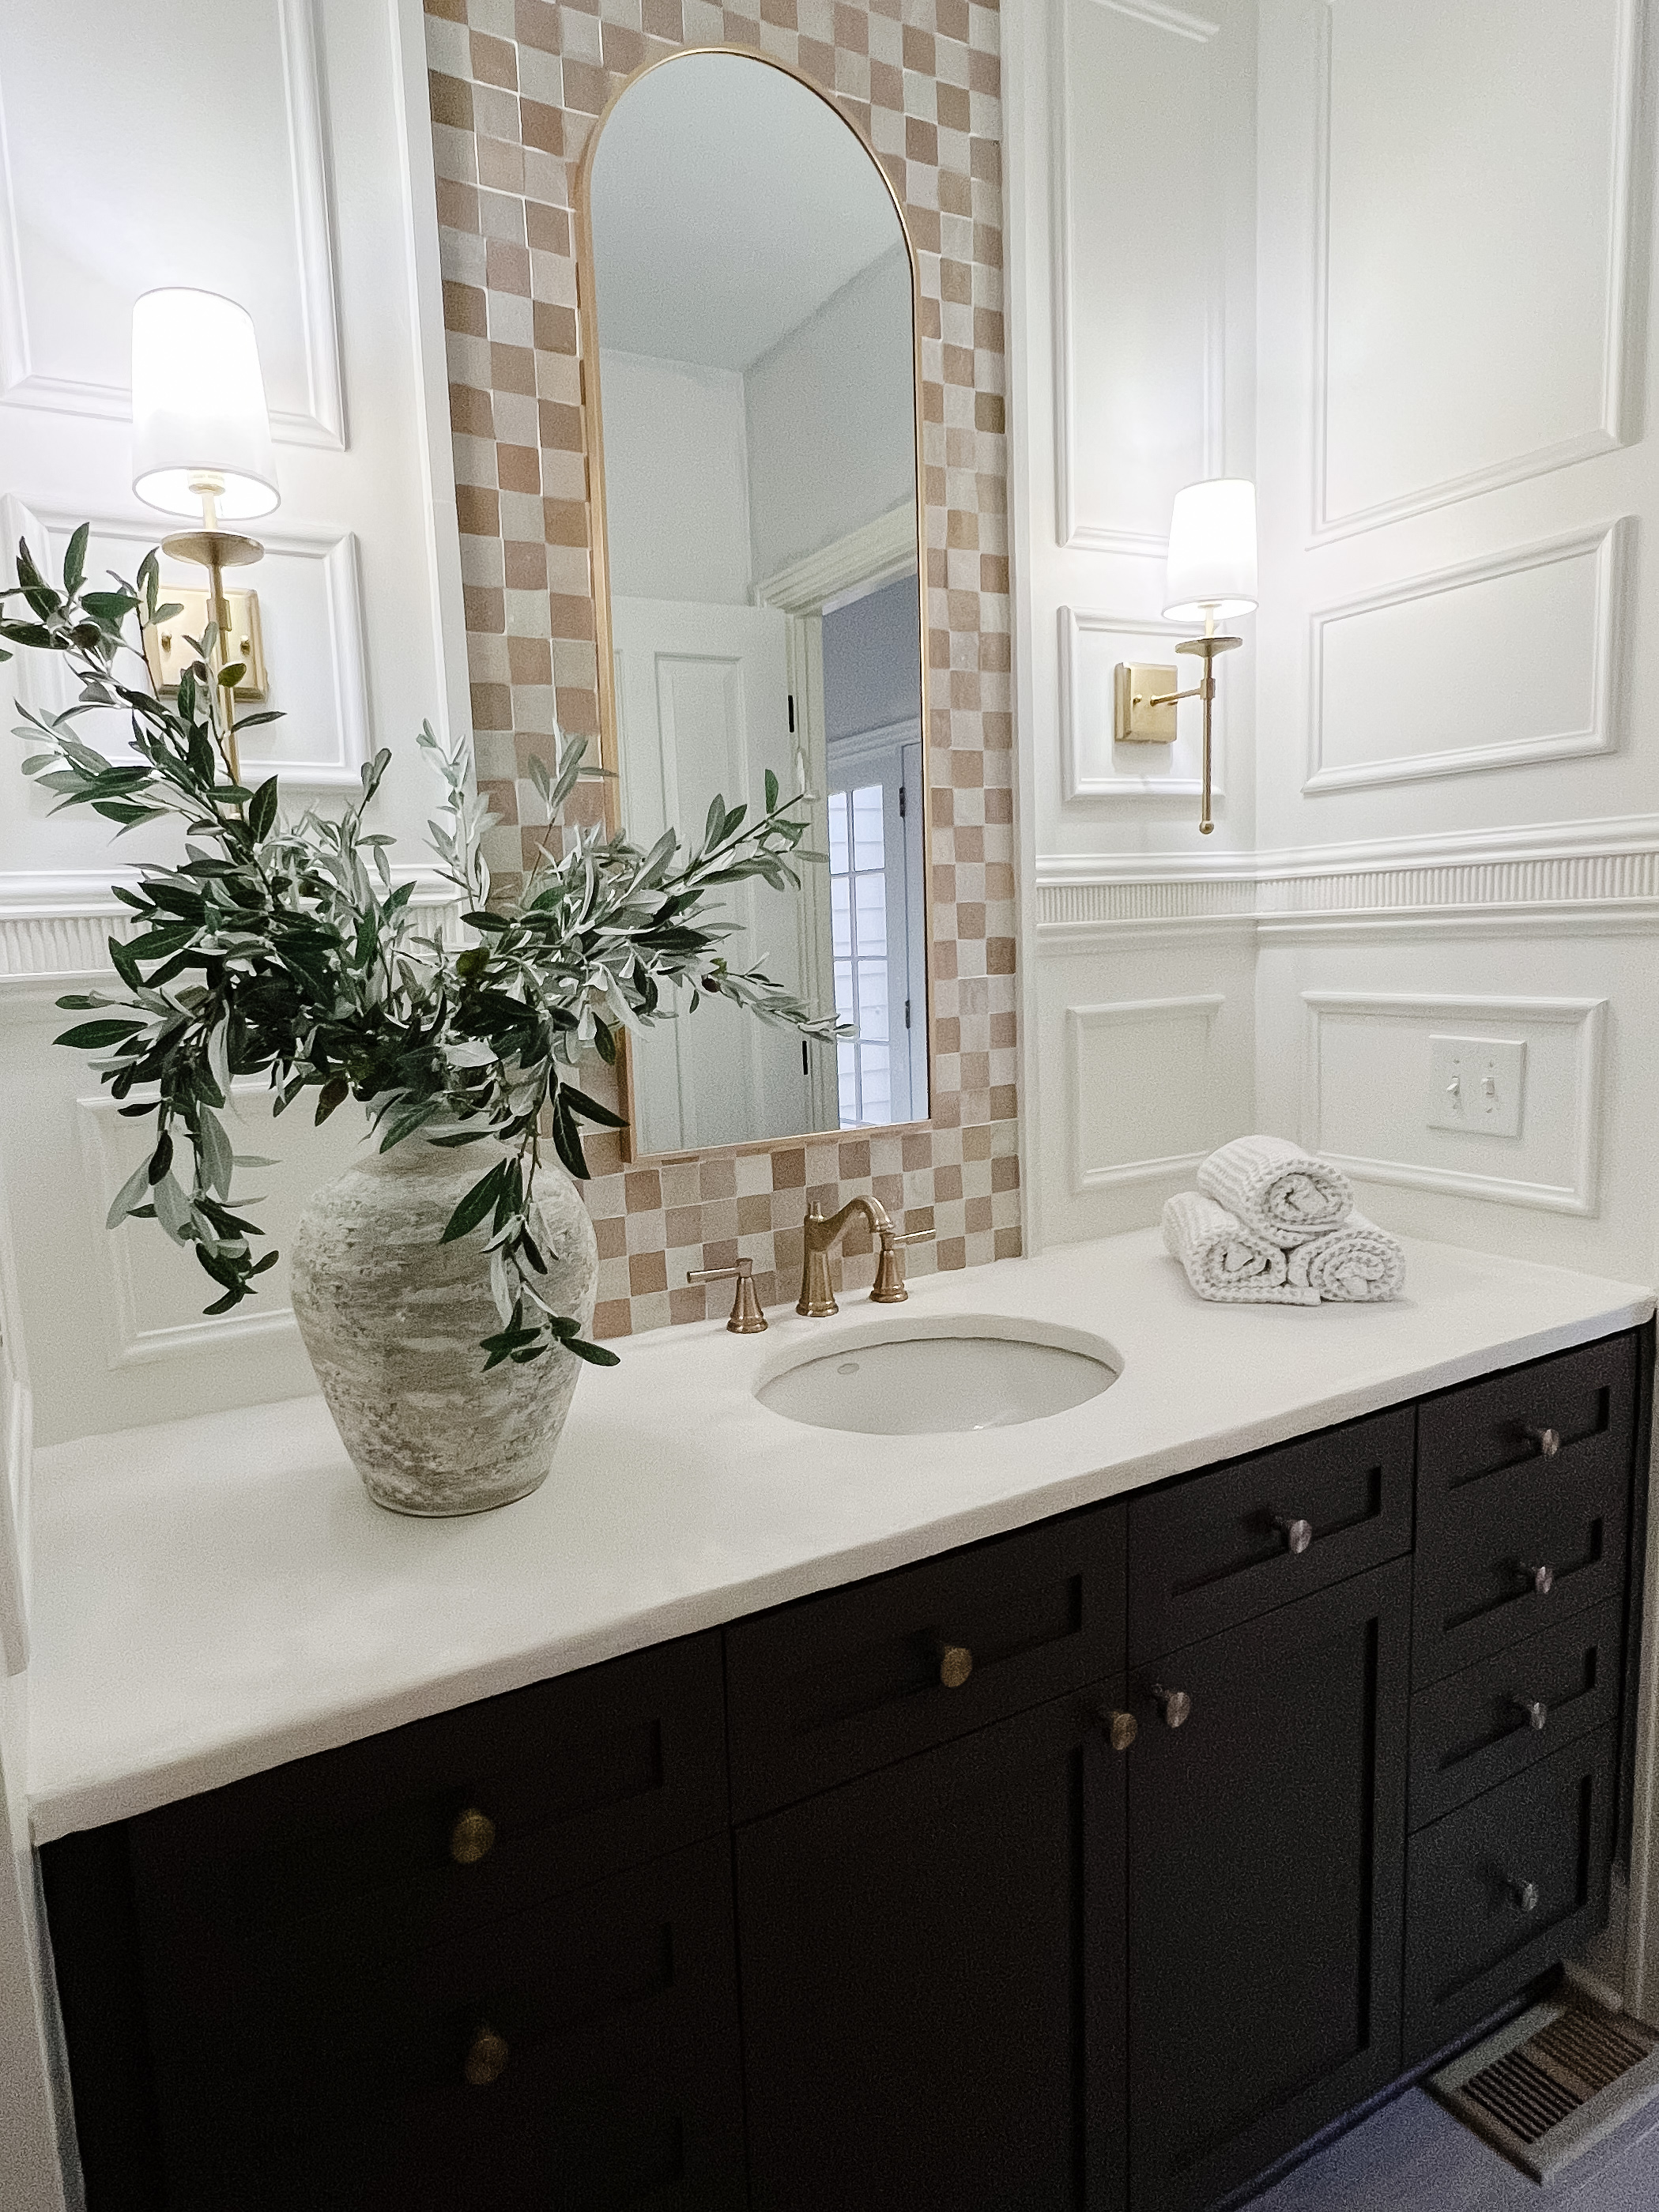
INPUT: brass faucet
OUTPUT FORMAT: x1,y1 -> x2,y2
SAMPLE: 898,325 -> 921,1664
796,1196 -> 934,1317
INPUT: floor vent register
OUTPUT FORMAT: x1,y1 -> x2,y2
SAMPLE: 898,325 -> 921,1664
1431,1996 -> 1659,2183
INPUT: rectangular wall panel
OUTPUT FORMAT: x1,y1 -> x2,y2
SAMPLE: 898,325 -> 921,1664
1300,992 -> 1605,1216
1317,0 -> 1636,534
1066,993 -> 1224,1192
1305,524 -> 1630,794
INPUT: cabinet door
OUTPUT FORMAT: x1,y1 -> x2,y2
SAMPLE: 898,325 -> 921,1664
736,1683 -> 1130,2212
1126,1560 -> 1411,2212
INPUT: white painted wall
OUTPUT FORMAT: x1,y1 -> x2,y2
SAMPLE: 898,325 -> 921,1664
599,350 -> 755,603
745,245 -> 916,585
1009,0 -> 1659,2023
0,0 -> 466,1452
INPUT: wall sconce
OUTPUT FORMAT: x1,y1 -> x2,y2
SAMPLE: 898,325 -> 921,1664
130,288 -> 279,781
1113,477 -> 1257,835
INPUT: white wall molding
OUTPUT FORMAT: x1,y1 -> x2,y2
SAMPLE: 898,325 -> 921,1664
1299,990 -> 1607,1217
1309,0 -> 1642,545
1035,815 -> 1659,940
1303,521 -> 1633,795
1050,0 -> 1223,554
0,0 -> 345,449
0,867 -> 462,988
1058,605 -> 1227,800
754,500 -> 918,616
1065,992 -> 1224,1192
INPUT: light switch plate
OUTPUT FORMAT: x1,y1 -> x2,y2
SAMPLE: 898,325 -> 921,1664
1427,1034 -> 1526,1137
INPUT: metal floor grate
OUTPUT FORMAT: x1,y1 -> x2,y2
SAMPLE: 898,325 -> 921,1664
1433,1998 -> 1659,2183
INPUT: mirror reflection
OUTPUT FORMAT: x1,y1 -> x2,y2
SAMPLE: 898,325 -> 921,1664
585,52 -> 928,1155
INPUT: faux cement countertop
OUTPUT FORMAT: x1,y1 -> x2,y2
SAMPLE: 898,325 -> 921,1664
24,1228 -> 1655,1842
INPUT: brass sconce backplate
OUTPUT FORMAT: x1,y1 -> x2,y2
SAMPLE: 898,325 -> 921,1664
142,587 -> 269,701
1113,661 -> 1178,744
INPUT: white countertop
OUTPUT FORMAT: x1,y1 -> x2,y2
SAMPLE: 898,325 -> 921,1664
25,1229 -> 1653,1843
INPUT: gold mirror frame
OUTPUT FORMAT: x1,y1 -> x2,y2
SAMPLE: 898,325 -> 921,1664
572,46 -> 935,1165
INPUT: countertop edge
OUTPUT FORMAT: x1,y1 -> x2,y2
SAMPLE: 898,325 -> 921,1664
27,1288 -> 1653,1845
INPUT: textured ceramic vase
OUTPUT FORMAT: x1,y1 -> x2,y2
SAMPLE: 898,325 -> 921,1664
291,1132 -> 599,1516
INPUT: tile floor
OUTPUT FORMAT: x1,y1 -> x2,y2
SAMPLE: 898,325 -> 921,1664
1243,2085 -> 1659,2209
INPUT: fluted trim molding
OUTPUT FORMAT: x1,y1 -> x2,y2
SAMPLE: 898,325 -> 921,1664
1035,818 -> 1659,941
0,869 -> 465,986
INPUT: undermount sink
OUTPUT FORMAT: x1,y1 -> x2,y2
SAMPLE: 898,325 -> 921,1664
756,1316 -> 1120,1435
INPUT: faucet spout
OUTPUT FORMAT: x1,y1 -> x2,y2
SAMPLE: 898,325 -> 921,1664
797,1196 -> 894,1317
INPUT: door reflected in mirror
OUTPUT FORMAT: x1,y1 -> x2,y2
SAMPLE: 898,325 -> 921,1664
582,51 -> 928,1156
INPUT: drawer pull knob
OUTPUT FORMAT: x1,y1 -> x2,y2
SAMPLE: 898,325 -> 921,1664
1099,1708 -> 1139,1752
1506,1878 -> 1541,1915
1276,1516 -> 1314,1556
464,2024 -> 511,2087
937,1643 -> 974,1690
449,1807 -> 498,1865
1511,1696 -> 1550,1732
1526,1426 -> 1563,1460
1518,1562 -> 1555,1597
1152,1683 -> 1192,1730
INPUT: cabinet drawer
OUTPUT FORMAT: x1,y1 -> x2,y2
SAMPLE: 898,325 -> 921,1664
1411,1459 -> 1630,1690
1408,1600 -> 1624,1830
1402,1728 -> 1616,2066
142,1834 -> 746,2211
1412,1336 -> 1638,1689
725,1506 -> 1124,1820
1127,1406 -> 1413,1665
130,1630 -> 728,1967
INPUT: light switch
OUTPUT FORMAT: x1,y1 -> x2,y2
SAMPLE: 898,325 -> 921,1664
1427,1035 -> 1526,1138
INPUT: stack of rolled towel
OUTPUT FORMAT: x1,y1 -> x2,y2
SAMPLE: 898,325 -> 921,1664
1163,1134 -> 1405,1308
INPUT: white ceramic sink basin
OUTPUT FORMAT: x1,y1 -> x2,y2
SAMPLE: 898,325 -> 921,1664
756,1316 -> 1119,1435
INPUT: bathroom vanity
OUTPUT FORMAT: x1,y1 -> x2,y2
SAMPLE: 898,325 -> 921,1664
26,1233 -> 1655,2212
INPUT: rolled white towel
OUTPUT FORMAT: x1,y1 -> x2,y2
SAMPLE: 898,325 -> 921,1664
1286,1213 -> 1405,1303
1198,1134 -> 1354,1249
1162,1192 -> 1320,1306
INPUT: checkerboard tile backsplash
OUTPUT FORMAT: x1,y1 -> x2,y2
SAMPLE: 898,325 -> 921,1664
424,0 -> 1018,1339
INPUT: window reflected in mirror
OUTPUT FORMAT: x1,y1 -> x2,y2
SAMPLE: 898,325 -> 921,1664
582,51 -> 928,1156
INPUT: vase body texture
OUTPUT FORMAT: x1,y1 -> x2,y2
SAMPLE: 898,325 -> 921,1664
291,1133 -> 599,1516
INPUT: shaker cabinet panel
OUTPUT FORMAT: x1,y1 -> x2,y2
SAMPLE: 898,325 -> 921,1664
726,1505 -> 1125,1818
1128,1407 -> 1413,1664
1125,1560 -> 1411,2212
735,1683 -> 1129,2212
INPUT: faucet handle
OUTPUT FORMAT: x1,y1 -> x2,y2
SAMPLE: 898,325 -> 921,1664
871,1226 -> 934,1305
687,1258 -> 767,1334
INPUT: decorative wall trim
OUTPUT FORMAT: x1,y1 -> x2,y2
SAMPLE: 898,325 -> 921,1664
1035,816 -> 1659,941
1065,991 -> 1223,1192
2,497 -> 372,788
1058,605 -> 1225,799
0,868 -> 462,987
1050,0 -> 1222,553
0,0 -> 345,448
754,503 -> 917,616
0,1217 -> 30,1674
1299,990 -> 1606,1217
1309,0 -> 1641,544
1303,521 -> 1632,794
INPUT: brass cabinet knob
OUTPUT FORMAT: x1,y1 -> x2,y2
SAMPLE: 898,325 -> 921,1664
1152,1683 -> 1192,1729
464,2023 -> 510,2087
1506,1878 -> 1541,1915
1519,1562 -> 1555,1597
1526,1426 -> 1563,1460
449,1807 -> 497,1865
937,1643 -> 974,1690
1512,1696 -> 1550,1732
1276,1516 -> 1314,1556
1099,1709 -> 1138,1753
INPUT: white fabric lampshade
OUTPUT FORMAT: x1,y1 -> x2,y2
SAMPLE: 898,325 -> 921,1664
130,288 -> 279,520
1163,478 -> 1257,622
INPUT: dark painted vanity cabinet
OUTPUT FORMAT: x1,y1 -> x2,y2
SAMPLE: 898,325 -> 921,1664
42,1326 -> 1651,2212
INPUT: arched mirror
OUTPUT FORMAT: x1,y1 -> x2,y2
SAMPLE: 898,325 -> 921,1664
579,51 -> 929,1158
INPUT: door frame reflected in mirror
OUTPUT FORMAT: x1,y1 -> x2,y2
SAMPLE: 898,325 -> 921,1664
572,43 -> 935,1165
